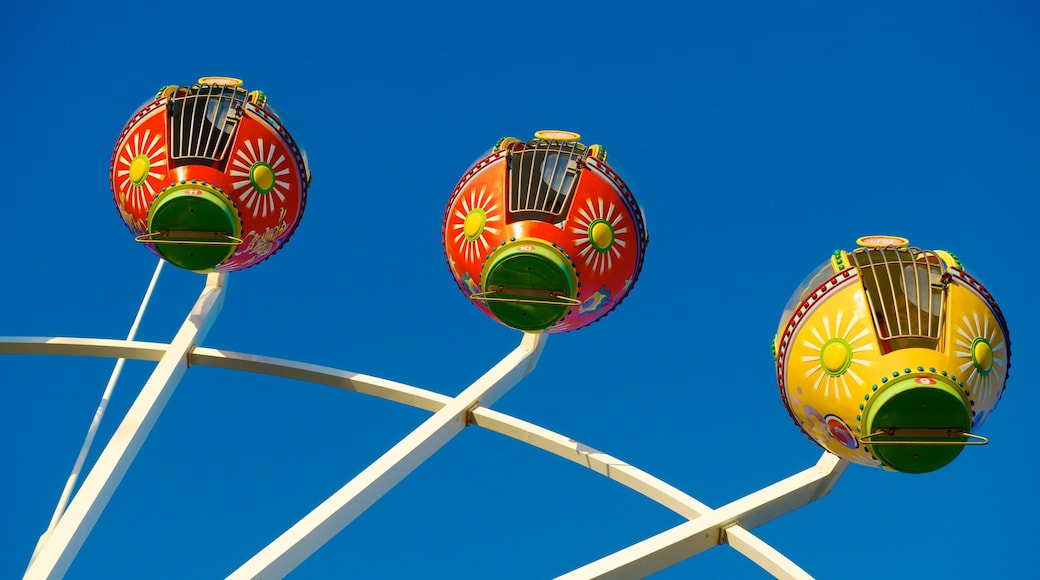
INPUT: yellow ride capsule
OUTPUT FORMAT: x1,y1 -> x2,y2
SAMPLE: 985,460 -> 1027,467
774,236 -> 1011,473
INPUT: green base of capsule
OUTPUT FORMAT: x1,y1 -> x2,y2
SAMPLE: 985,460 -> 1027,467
481,240 -> 576,331
146,187 -> 239,272
865,378 -> 972,474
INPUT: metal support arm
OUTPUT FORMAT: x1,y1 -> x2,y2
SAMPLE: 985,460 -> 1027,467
23,273 -> 227,580
227,332 -> 547,579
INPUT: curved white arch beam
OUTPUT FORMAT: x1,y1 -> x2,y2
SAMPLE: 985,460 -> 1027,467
0,339 -> 452,413
1,338 -> 782,520
2,333 -> 841,578
0,337 -> 170,361
191,347 -> 454,413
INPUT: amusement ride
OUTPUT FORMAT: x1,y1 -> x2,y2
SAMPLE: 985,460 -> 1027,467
1,78 -> 1011,579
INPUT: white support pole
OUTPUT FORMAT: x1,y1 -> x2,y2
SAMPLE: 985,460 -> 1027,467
556,453 -> 847,580
228,332 -> 547,580
29,259 -> 164,567
23,273 -> 227,580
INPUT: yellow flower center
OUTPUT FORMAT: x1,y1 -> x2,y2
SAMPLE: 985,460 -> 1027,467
464,209 -> 486,241
590,220 -> 614,251
821,339 -> 852,376
972,338 -> 993,374
251,163 -> 275,193
129,155 -> 149,186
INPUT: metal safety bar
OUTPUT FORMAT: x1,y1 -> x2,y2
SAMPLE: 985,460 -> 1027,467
135,231 -> 243,246
470,287 -> 581,306
858,428 -> 988,445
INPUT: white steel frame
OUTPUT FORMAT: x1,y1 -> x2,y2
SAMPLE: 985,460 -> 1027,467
3,272 -> 848,579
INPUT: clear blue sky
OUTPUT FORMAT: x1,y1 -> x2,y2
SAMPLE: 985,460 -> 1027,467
2,1 -> 1037,578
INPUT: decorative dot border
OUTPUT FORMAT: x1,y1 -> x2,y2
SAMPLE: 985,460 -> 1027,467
144,180 -> 245,233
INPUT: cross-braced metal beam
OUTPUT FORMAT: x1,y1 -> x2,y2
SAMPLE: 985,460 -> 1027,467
4,276 -> 848,579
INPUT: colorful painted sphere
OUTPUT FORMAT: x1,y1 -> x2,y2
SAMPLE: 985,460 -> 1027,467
111,77 -> 310,272
443,131 -> 649,332
774,236 -> 1011,473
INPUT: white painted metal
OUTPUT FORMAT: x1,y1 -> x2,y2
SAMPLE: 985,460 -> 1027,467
226,332 -> 547,580
190,347 -> 453,413
0,337 -> 170,360
467,408 -> 714,519
2,277 -> 852,579
22,272 -> 227,580
1,328 -> 846,578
